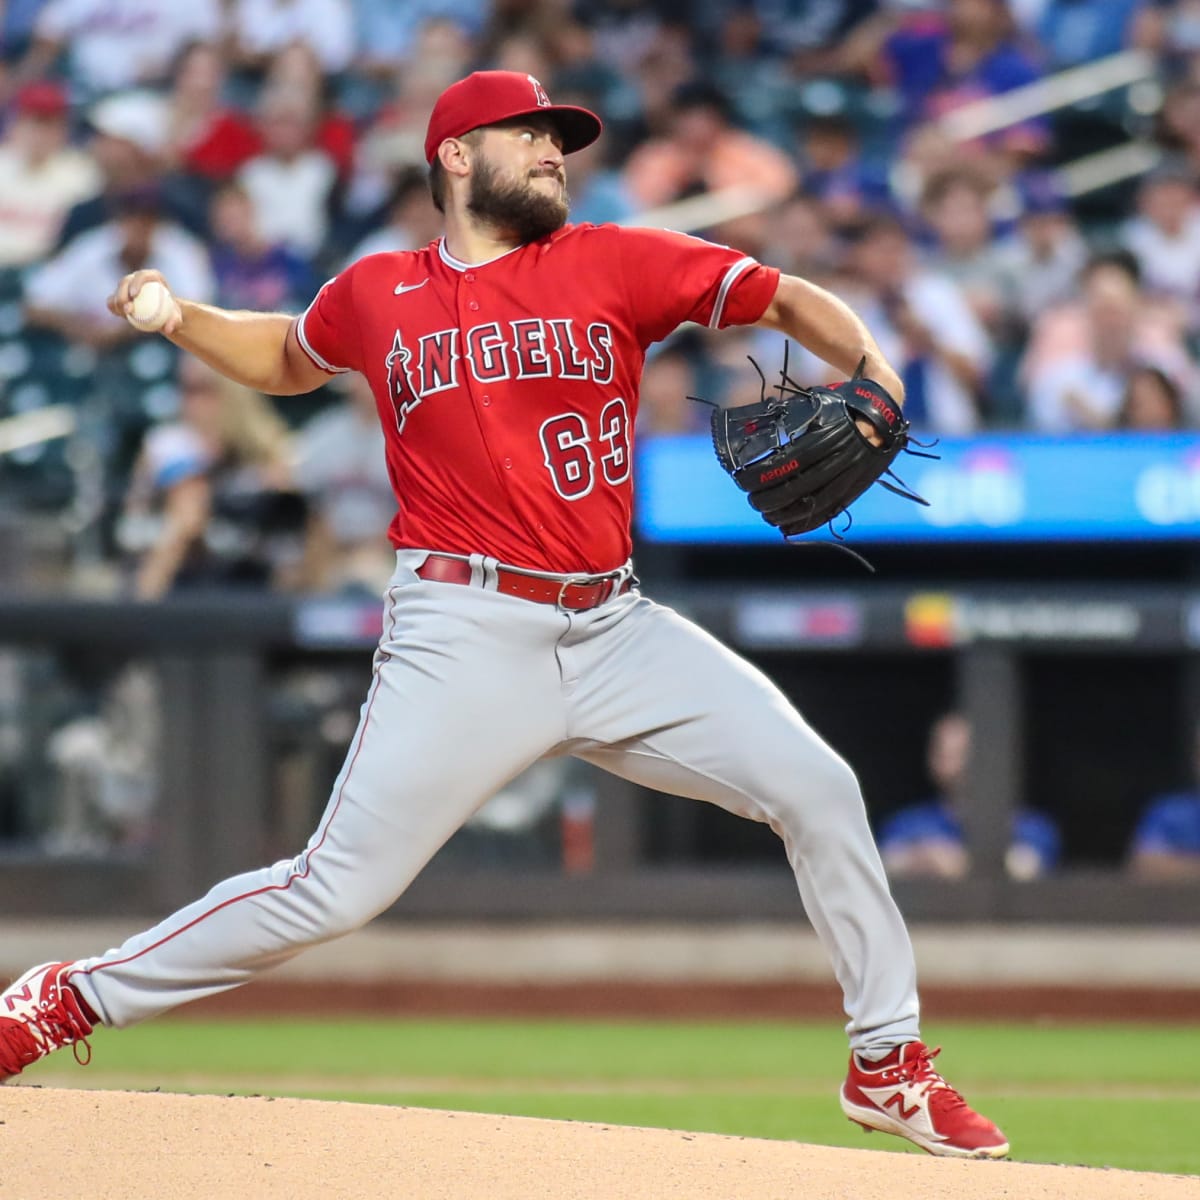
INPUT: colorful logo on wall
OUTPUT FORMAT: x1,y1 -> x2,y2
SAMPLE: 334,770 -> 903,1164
904,593 -> 958,648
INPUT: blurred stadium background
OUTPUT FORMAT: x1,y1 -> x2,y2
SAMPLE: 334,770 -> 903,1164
2,0 -> 1200,1020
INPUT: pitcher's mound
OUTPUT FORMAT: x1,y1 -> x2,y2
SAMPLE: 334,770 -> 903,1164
2,1086 -> 1195,1199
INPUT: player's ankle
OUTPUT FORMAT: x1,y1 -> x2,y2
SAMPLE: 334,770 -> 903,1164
68,983 -> 101,1027
855,1040 -> 912,1066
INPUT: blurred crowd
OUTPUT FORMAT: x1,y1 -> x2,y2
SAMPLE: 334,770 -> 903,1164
1,0 -> 1200,596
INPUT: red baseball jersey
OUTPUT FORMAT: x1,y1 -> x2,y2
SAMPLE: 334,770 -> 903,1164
297,223 -> 780,573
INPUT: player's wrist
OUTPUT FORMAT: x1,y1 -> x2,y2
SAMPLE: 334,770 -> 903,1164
167,298 -> 194,336
864,360 -> 904,407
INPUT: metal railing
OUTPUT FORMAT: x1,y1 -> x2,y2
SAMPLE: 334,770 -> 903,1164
626,49 -> 1162,238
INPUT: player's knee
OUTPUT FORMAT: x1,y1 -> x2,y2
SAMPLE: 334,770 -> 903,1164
821,754 -> 864,808
795,745 -> 861,803
319,876 -> 395,937
285,857 -> 392,940
771,752 -> 864,834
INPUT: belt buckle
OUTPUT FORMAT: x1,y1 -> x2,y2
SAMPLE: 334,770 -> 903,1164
555,567 -> 626,612
556,575 -> 587,611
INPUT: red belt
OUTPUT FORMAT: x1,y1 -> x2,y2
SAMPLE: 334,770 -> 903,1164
415,553 -> 632,612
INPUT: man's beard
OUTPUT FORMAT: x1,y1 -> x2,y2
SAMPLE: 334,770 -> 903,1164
468,156 -> 569,243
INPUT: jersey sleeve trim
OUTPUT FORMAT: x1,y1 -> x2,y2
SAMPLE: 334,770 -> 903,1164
708,256 -> 757,329
297,285 -> 351,375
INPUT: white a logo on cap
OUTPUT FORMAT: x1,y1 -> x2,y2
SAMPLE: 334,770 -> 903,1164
528,75 -> 551,107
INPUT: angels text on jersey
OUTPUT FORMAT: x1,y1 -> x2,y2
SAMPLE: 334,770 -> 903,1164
384,316 -> 615,437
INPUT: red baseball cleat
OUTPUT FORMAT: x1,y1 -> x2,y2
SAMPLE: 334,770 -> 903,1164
0,962 -> 94,1083
840,1041 -> 1009,1158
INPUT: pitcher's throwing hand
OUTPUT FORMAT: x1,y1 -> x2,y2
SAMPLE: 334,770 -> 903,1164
107,269 -> 182,337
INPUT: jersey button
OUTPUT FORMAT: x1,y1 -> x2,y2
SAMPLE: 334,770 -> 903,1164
504,458 -> 513,469
482,395 -> 491,406
465,272 -> 476,282
468,300 -> 480,311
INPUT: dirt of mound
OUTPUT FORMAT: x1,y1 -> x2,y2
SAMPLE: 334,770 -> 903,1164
2,1087 -> 1197,1200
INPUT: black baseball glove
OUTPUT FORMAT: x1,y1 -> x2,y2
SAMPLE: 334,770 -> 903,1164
710,353 -> 928,542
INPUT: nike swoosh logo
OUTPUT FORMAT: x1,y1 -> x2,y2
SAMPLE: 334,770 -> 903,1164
394,280 -> 429,296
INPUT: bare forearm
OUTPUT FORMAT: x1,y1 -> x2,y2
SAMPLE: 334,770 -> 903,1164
168,303 -> 303,394
757,274 -> 905,403
134,481 -> 210,599
135,526 -> 195,600
107,270 -> 329,395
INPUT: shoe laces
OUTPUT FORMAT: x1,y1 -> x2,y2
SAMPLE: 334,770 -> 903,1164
892,1045 -> 969,1114
9,981 -> 93,1067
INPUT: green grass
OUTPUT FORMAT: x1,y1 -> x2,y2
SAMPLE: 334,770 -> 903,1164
19,1019 -> 1200,1175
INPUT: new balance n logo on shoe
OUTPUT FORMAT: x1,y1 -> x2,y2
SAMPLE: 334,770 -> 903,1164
859,1082 -> 940,1140
883,1092 -> 921,1121
4,985 -> 32,1012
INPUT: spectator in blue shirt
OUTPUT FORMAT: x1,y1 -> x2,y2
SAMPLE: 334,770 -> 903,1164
208,180 -> 318,314
1128,725 -> 1200,880
844,0 -> 1049,161
880,712 -> 1062,880
798,114 -> 893,230
1028,0 -> 1152,70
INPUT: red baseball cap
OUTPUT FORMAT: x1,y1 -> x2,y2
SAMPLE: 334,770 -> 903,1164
424,70 -> 602,165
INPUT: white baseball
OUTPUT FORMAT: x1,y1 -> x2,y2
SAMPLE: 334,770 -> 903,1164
126,280 -> 173,332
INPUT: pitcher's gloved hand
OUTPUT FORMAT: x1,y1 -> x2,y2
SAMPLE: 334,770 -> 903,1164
710,356 -> 919,539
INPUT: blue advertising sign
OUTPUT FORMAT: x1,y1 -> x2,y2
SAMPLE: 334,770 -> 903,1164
635,433 -> 1200,544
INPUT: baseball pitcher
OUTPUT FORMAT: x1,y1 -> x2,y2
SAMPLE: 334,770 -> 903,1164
0,71 -> 1006,1159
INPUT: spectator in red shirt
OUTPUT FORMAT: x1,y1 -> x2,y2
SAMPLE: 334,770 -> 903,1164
167,41 -> 358,191
263,42 -> 357,179
166,41 -> 261,182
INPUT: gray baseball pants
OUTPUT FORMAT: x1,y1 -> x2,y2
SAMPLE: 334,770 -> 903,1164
70,550 -> 920,1051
